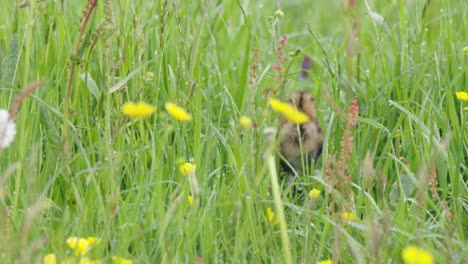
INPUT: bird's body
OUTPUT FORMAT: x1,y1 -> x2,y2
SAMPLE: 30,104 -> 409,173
279,91 -> 324,173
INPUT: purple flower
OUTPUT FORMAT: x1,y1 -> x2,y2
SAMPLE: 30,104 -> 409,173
300,56 -> 312,80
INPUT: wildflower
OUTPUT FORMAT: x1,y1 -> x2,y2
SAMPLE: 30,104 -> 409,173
267,207 -> 280,225
401,246 -> 434,264
300,56 -> 312,80
316,260 -> 332,264
464,47 -> 468,54
187,195 -> 194,206
341,212 -> 356,222
78,258 -> 101,264
0,109 -> 16,149
455,92 -> 468,101
43,253 -> 57,264
122,102 -> 156,118
112,256 -> 133,264
274,10 -> 284,18
308,188 -> 321,199
66,236 -> 101,256
282,109 -> 310,124
239,116 -> 252,128
165,102 -> 192,121
273,35 -> 288,75
268,99 -> 310,124
179,162 -> 196,176
268,98 -> 289,112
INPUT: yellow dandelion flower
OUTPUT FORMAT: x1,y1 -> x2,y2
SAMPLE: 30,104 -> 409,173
282,108 -> 310,124
66,236 -> 100,256
308,188 -> 321,199
180,162 -> 196,176
269,98 -> 289,112
316,260 -> 332,264
341,212 -> 356,222
268,98 -> 310,124
165,102 -> 192,121
239,116 -> 252,128
267,207 -> 280,225
455,92 -> 468,101
401,246 -> 434,264
43,253 -> 57,264
187,195 -> 194,206
86,237 -> 100,245
464,47 -> 468,54
112,256 -> 133,264
122,102 -> 156,118
274,10 -> 285,18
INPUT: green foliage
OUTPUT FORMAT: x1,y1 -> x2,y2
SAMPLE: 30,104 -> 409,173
0,0 -> 467,263
1,34 -> 19,87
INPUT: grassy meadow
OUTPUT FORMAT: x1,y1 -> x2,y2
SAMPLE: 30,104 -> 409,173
0,0 -> 467,263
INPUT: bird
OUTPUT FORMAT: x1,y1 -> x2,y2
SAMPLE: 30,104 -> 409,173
279,91 -> 324,174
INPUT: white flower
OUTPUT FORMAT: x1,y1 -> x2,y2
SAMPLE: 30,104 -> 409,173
0,109 -> 16,149
370,11 -> 384,26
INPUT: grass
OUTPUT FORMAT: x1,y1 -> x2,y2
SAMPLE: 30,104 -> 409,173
0,0 -> 467,263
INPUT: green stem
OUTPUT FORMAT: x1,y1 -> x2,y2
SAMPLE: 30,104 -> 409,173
266,154 -> 292,264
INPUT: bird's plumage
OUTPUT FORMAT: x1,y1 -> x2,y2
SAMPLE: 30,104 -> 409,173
279,91 -> 324,173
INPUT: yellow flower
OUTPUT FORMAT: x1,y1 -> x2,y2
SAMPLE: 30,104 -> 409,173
282,108 -> 310,124
341,212 -> 356,222
239,116 -> 252,128
79,258 -> 101,264
66,236 -> 101,256
464,47 -> 468,54
165,102 -> 192,121
187,195 -> 194,206
274,10 -> 285,18
316,260 -> 332,264
401,246 -> 434,264
43,253 -> 57,264
308,188 -> 321,199
268,98 -> 310,124
455,92 -> 468,101
269,98 -> 289,112
179,162 -> 196,176
112,256 -> 133,264
122,102 -> 156,118
86,237 -> 100,245
64,257 -> 101,264
267,207 -> 280,225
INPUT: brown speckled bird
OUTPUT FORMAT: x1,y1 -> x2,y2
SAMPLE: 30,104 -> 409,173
279,91 -> 324,173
